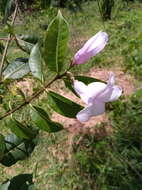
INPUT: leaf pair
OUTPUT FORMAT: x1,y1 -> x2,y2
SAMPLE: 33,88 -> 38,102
3,45 -> 43,81
0,133 -> 37,167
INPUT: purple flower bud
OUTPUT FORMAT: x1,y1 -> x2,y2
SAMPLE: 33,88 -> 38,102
73,31 -> 108,65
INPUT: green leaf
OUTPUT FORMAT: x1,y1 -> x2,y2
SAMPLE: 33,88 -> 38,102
10,119 -> 37,140
3,0 -> 15,23
3,58 -> 30,80
64,75 -> 105,96
30,106 -> 63,132
0,133 -> 37,166
0,41 -> 4,54
16,38 -> 34,54
18,34 -> 39,44
8,173 -> 34,190
29,44 -> 43,81
44,10 -> 69,73
0,134 -> 6,160
75,75 -> 105,84
47,91 -> 83,118
0,173 -> 35,190
0,181 -> 10,190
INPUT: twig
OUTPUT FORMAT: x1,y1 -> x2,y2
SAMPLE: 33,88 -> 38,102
0,1 -> 19,79
0,38 -> 9,41
0,73 -> 67,120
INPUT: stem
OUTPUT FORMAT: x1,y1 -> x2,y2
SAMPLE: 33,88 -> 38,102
0,1 -> 19,79
0,38 -> 8,41
0,73 -> 67,120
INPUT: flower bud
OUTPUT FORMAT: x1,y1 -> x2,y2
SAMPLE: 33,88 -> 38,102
73,31 -> 108,65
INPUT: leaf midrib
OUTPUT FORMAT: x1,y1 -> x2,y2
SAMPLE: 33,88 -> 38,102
4,62 -> 28,79
56,16 -> 61,73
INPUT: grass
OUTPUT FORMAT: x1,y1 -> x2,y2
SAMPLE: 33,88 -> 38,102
0,1 -> 142,189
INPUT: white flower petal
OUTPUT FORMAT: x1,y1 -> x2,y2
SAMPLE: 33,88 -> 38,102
97,73 -> 122,102
74,80 -> 107,105
76,101 -> 105,122
87,82 -> 106,104
73,80 -> 87,95
73,80 -> 89,104
107,72 -> 115,86
97,85 -> 122,102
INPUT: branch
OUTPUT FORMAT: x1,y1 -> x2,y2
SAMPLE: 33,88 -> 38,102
0,74 -> 66,120
0,38 -> 9,41
0,1 -> 19,79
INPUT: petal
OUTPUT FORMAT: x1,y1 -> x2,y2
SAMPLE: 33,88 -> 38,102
74,81 -> 106,105
73,80 -> 89,104
108,86 -> 122,102
87,82 -> 106,104
97,73 -> 122,102
76,101 -> 105,122
107,72 -> 115,86
98,85 -> 122,102
73,80 -> 87,95
73,31 -> 108,64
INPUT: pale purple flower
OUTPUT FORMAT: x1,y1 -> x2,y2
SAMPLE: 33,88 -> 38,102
73,31 -> 108,65
73,72 -> 122,122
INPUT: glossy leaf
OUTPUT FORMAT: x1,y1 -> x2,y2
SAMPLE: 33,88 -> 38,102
64,75 -> 105,96
16,38 -> 34,54
0,181 -> 10,190
30,106 -> 63,132
47,91 -> 83,118
10,119 -> 37,140
44,10 -> 69,73
3,57 -> 30,80
0,134 -> 5,160
29,44 -> 43,81
18,34 -> 39,44
0,133 -> 37,167
75,75 -> 105,84
0,173 -> 35,190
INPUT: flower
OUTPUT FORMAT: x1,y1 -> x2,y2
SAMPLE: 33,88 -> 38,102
72,31 -> 108,65
73,72 -> 122,122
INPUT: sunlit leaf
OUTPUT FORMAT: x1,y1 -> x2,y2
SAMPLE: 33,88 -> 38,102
3,57 -> 30,80
47,91 -> 83,118
30,106 -> 63,132
29,44 -> 43,81
16,38 -> 34,54
44,10 -> 69,73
